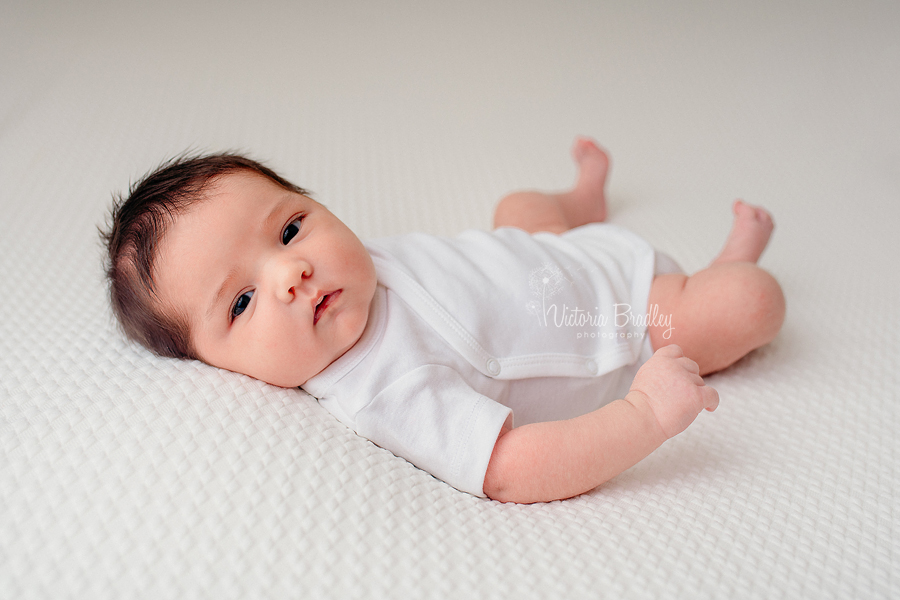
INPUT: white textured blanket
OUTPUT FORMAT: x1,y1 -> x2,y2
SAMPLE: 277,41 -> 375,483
1,1 -> 897,598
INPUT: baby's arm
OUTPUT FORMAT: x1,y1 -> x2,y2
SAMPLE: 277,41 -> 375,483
482,345 -> 719,503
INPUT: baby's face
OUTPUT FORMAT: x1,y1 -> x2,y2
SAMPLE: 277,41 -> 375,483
155,171 -> 377,387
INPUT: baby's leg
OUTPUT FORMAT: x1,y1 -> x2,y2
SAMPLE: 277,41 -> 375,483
648,201 -> 785,375
493,138 -> 609,234
711,201 -> 775,265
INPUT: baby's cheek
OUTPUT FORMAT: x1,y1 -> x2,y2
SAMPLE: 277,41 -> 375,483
260,359 -> 302,388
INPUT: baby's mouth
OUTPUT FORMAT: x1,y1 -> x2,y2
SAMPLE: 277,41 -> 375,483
313,290 -> 341,324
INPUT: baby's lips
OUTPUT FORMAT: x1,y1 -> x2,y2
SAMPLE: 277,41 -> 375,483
312,292 -> 326,322
312,291 -> 326,310
312,289 -> 342,324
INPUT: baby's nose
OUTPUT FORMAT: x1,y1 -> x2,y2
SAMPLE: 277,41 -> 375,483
273,257 -> 312,303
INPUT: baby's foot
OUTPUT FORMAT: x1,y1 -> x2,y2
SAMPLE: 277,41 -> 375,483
560,137 -> 609,225
712,200 -> 775,265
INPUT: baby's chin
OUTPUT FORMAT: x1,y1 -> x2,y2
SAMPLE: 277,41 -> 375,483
200,357 -> 307,390
252,372 -> 306,389
261,357 -> 334,389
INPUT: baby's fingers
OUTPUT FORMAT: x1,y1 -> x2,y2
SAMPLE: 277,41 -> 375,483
702,384 -> 720,412
655,344 -> 684,359
678,355 -> 701,375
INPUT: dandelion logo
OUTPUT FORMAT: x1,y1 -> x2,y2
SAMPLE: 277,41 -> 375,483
526,263 -> 569,326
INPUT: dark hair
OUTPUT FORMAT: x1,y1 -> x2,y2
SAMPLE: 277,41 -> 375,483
101,153 -> 308,359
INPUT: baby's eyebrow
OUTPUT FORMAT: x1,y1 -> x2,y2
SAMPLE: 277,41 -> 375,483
264,195 -> 297,232
207,267 -> 239,322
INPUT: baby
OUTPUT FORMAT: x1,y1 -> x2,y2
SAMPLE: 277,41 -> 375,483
103,138 -> 785,504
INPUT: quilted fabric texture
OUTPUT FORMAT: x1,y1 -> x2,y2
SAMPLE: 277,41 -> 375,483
1,1 -> 897,598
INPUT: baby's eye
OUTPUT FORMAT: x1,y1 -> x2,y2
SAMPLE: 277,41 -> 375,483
231,290 -> 254,319
282,216 -> 304,245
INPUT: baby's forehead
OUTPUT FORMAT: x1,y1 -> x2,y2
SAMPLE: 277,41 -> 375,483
156,169 -> 308,284
201,169 -> 281,204
170,170 -> 295,230
152,195 -> 244,328
160,170 -> 259,221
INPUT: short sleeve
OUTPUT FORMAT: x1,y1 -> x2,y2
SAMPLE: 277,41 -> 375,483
354,364 -> 512,497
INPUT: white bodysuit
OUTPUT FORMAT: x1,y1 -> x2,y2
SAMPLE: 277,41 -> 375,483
301,224 -> 677,497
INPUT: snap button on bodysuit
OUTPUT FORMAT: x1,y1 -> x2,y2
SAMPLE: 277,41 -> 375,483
486,358 -> 501,376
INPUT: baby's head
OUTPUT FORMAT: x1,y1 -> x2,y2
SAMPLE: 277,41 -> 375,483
103,154 -> 377,387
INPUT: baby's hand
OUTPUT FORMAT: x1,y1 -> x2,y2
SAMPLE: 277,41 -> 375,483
628,345 -> 719,439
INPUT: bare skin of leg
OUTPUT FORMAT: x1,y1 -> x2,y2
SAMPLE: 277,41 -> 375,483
647,201 -> 784,374
493,137 -> 609,233
492,138 -> 785,376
